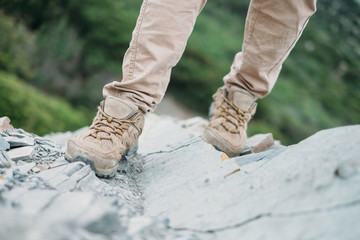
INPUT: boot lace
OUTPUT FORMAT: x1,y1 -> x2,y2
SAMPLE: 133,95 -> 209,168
218,95 -> 250,134
89,107 -> 136,141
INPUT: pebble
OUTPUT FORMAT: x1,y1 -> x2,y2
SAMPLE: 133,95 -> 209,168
241,133 -> 275,155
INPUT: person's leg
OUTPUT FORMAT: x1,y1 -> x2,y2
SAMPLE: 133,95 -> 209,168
204,0 -> 317,157
104,0 -> 207,114
67,0 -> 207,178
224,0 -> 317,97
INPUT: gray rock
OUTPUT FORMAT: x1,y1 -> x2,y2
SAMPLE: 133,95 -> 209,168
46,174 -> 69,187
1,186 -> 28,201
235,146 -> 286,167
32,164 -> 50,173
214,203 -> 360,240
32,138 -> 64,164
5,128 -> 32,138
1,115 -> 359,240
16,160 -> 27,166
4,135 -> 34,148
36,161 -> 86,189
56,165 -> 92,191
0,150 -> 12,168
15,162 -> 36,174
39,191 -> 119,232
7,146 -> 35,162
40,191 -> 95,222
127,216 -> 155,235
31,166 -> 41,173
0,135 -> 10,151
74,165 -> 144,216
49,156 -> 68,168
138,117 -> 202,156
0,167 -> 30,191
138,125 -> 360,240
179,116 -> 208,137
12,189 -> 58,215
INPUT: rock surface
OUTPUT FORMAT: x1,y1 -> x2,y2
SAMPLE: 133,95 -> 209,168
0,114 -> 359,240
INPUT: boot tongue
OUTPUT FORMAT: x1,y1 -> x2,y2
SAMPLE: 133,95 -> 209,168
228,86 -> 256,111
103,96 -> 138,119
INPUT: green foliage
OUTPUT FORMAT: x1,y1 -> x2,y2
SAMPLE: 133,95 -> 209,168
0,0 -> 140,108
0,11 -> 34,80
0,71 -> 91,135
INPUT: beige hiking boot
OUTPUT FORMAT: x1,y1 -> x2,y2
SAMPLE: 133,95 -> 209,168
203,86 -> 257,157
65,96 -> 144,178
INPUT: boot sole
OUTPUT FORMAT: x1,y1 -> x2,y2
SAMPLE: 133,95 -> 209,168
202,129 -> 241,158
65,143 -> 138,179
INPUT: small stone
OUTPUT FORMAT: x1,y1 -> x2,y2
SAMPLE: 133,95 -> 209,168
0,150 -> 12,168
50,157 -> 69,168
236,147 -> 286,167
7,146 -> 35,162
241,133 -> 275,155
31,164 -> 50,173
32,167 -> 41,173
4,136 -> 34,148
7,129 -> 28,138
16,160 -> 26,166
15,162 -> 36,174
0,117 -> 14,132
221,153 -> 229,161
36,164 -> 50,171
0,135 -> 10,151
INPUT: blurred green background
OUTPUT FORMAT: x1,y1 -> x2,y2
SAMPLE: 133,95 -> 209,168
0,0 -> 359,144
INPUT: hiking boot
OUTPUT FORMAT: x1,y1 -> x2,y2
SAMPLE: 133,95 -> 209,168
65,96 -> 144,178
203,86 -> 257,157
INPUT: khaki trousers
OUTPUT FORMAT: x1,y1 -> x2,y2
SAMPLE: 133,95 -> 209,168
103,0 -> 317,113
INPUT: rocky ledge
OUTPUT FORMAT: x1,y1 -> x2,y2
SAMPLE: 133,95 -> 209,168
0,115 -> 359,240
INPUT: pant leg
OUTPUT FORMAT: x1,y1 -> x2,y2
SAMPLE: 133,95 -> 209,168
224,0 -> 317,98
103,0 -> 207,113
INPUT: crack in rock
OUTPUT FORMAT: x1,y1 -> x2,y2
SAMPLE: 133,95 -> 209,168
172,199 -> 360,234
141,139 -> 202,157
